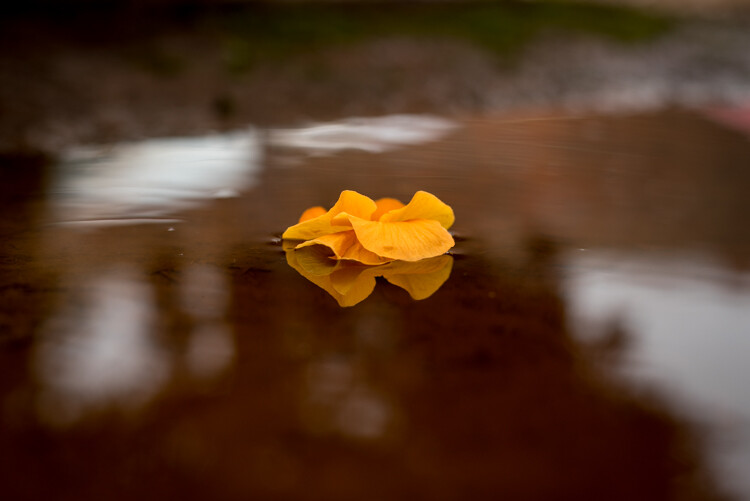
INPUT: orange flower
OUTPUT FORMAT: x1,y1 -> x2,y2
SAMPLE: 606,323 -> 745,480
282,190 -> 455,263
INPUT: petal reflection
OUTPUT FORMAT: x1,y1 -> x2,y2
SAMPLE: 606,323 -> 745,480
285,246 -> 453,307
285,246 -> 377,307
381,255 -> 454,300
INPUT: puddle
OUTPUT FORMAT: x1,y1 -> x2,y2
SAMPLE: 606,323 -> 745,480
564,251 -> 750,497
268,115 -> 457,155
52,130 -> 263,225
50,115 -> 457,227
33,266 -> 169,428
2,110 -> 750,500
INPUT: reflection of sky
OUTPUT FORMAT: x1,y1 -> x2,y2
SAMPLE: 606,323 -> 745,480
34,267 -> 169,426
268,114 -> 457,155
563,251 -> 750,498
52,130 -> 262,224
300,309 -> 400,441
180,264 -> 234,380
34,264 -> 236,426
51,115 -> 457,227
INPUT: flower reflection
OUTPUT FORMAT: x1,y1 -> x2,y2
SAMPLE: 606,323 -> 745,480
284,241 -> 453,307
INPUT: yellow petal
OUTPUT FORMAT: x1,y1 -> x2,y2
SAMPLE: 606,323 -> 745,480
349,217 -> 455,261
282,213 -> 351,241
330,211 -> 358,226
372,198 -> 405,221
296,230 -> 392,266
328,190 -> 378,220
282,239 -> 299,252
282,190 -> 377,241
379,190 -> 455,229
381,255 -> 453,300
299,206 -> 327,223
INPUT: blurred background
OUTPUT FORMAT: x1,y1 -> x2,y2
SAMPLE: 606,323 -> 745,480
2,1 -> 750,501
2,0 -> 750,152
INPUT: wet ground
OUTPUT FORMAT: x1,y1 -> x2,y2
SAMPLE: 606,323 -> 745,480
2,108 -> 750,500
3,2 -> 750,500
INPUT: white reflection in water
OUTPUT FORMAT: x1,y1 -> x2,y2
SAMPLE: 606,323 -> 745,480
53,129 -> 262,224
564,252 -> 750,498
268,114 -> 457,156
301,358 -> 392,440
33,263 -> 237,426
180,264 -> 235,379
180,264 -> 230,321
34,268 -> 170,426
335,388 -> 391,440
51,115 -> 457,227
185,324 -> 234,381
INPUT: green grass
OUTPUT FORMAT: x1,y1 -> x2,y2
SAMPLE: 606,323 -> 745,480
214,1 -> 674,74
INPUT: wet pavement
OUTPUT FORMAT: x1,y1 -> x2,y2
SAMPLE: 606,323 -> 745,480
1,109 -> 749,500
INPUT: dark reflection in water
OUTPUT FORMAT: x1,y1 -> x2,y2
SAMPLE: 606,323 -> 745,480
2,110 -> 749,500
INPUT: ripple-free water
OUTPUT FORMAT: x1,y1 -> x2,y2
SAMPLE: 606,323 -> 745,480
2,111 -> 750,500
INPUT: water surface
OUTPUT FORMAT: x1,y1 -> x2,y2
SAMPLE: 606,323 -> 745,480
1,110 -> 749,500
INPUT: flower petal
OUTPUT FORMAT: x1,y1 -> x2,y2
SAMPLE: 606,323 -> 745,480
328,190 -> 378,219
349,217 -> 455,261
378,190 -> 454,229
299,206 -> 327,223
282,190 -> 377,240
373,197 -> 405,221
282,213 -> 351,241
295,230 -> 391,266
381,255 -> 453,300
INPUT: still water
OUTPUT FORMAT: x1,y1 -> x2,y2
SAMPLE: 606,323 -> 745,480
1,110 -> 749,500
